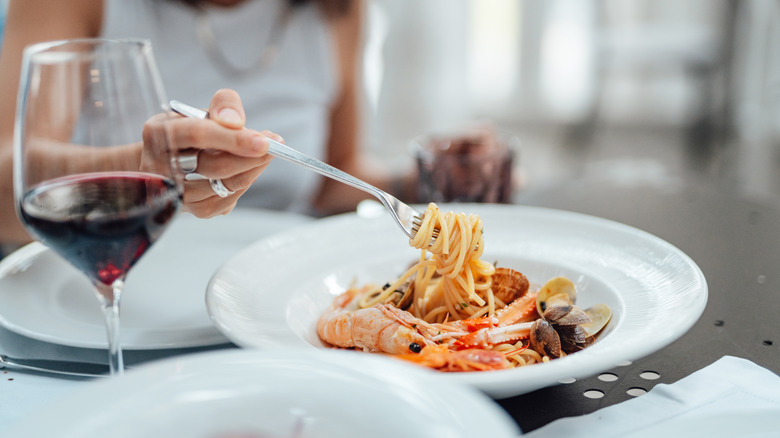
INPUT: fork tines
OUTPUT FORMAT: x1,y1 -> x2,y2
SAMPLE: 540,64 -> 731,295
411,215 -> 440,240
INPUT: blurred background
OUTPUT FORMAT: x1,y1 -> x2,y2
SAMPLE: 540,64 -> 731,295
2,0 -> 779,202
363,0 -> 780,203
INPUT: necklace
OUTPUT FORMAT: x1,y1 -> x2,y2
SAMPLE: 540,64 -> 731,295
195,3 -> 292,76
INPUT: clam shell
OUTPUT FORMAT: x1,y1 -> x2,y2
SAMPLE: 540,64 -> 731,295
544,304 -> 590,326
582,303 -> 612,336
491,268 -> 530,304
388,277 -> 415,310
530,319 -> 562,359
536,277 -> 576,315
556,325 -> 594,353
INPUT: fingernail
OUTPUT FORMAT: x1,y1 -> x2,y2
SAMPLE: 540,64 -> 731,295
217,108 -> 242,124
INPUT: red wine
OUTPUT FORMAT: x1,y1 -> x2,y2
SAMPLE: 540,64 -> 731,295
416,131 -> 514,204
21,172 -> 181,286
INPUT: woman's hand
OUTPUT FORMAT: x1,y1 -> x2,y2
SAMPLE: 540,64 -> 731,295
143,89 -> 279,217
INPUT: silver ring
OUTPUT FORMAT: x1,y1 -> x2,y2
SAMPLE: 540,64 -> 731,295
177,150 -> 199,174
209,179 -> 234,198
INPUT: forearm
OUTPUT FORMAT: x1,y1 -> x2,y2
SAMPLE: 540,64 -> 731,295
0,0 -> 105,245
0,144 -> 32,244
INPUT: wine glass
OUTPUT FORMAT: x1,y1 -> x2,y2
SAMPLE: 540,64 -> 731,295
13,39 -> 182,375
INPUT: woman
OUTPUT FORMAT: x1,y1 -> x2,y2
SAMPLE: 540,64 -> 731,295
0,0 -> 389,246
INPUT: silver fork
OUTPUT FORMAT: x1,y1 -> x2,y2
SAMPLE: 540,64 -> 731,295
169,100 -> 427,239
0,353 -> 109,377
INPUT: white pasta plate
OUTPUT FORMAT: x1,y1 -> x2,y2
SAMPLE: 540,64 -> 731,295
6,348 -> 520,437
206,204 -> 708,398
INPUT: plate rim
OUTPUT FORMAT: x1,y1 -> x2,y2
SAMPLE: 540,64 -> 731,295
6,348 -> 522,437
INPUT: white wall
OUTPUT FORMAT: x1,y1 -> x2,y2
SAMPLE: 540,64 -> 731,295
366,0 -> 738,156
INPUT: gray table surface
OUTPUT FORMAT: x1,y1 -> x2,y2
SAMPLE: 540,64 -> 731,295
501,174 -> 780,432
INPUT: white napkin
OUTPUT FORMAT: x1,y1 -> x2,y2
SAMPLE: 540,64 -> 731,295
526,356 -> 780,437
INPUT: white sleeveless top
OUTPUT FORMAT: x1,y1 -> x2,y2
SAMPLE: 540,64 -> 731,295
101,0 -> 338,214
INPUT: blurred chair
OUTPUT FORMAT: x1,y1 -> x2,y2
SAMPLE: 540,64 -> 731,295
573,0 -> 736,153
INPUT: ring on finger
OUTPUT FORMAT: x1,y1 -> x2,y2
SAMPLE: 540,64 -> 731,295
209,178 -> 235,198
177,150 -> 200,174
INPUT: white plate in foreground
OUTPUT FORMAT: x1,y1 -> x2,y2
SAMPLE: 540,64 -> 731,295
0,209 -> 311,349
6,348 -> 520,438
206,204 -> 708,398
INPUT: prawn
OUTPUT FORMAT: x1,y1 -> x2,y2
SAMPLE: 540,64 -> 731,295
316,285 -> 538,355
316,286 -> 434,354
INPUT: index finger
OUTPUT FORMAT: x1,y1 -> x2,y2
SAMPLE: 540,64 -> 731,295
167,116 -> 269,158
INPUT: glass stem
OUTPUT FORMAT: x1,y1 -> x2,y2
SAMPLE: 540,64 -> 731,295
94,278 -> 125,375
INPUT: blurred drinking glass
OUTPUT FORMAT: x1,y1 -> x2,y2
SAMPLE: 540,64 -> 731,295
411,125 -> 518,204
14,39 -> 182,374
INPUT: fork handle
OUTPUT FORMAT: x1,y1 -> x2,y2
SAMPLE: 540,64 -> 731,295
266,138 -> 384,200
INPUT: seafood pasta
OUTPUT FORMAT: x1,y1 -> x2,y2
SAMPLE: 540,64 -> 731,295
316,203 -> 611,372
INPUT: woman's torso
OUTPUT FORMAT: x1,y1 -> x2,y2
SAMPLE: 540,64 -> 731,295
101,0 -> 338,213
